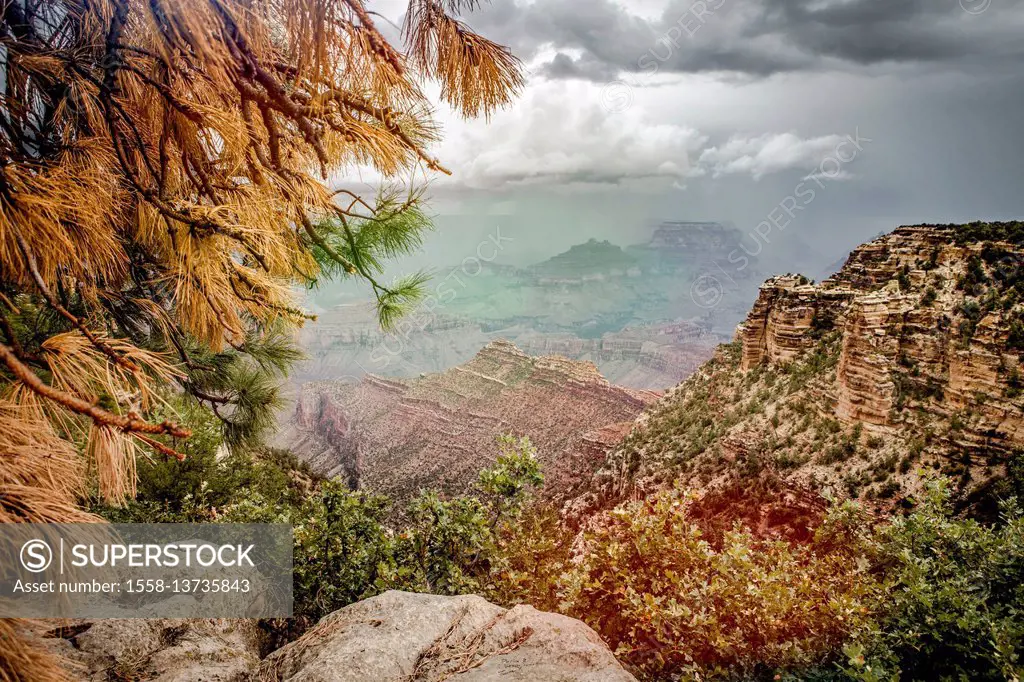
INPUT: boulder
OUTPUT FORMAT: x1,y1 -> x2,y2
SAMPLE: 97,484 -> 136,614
42,617 -> 263,681
255,591 -> 637,682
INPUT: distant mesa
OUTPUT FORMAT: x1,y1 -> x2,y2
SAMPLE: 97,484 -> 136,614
635,221 -> 745,255
530,239 -> 638,278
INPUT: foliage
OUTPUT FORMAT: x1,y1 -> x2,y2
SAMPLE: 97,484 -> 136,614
477,434 -> 545,511
0,5 -> 519,671
0,0 -> 521,532
951,221 -> 1024,247
545,477 -> 1024,682
289,481 -> 394,621
845,480 -> 1024,682
560,489 -> 881,680
387,490 -> 495,596
486,502 -> 572,613
220,434 -> 545,624
95,425 -> 314,523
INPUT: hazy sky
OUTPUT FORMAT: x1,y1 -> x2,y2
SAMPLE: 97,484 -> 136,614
350,0 -> 1024,272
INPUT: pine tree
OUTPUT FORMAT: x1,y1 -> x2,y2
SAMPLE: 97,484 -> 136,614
0,0 -> 520,673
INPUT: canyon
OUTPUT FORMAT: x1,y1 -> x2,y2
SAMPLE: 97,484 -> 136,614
279,340 -> 660,503
291,223 -> 1024,515
297,223 -> 763,391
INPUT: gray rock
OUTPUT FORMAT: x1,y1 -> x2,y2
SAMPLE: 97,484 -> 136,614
255,591 -> 636,682
42,618 -> 263,681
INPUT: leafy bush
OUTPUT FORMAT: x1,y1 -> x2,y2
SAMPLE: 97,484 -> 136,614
561,489 -> 880,680
280,483 -> 391,620
548,477 -> 1024,682
845,480 -> 1024,682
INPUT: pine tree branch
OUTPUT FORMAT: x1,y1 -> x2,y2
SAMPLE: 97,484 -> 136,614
0,341 -> 191,451
0,310 -> 44,368
12,230 -> 142,373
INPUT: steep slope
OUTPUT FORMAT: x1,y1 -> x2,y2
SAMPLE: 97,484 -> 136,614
587,223 -> 1024,515
279,341 -> 660,502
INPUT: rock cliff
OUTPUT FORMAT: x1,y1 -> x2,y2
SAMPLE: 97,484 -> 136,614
592,223 -> 1024,512
280,340 -> 660,503
737,225 -> 1024,449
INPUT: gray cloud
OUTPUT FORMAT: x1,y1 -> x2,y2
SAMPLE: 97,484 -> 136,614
465,0 -> 1024,79
539,52 -> 622,82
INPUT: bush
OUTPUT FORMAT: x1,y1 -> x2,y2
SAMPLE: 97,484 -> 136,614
290,482 -> 393,620
225,434 -> 545,624
845,480 -> 1024,681
551,478 -> 1024,682
561,489 -> 880,680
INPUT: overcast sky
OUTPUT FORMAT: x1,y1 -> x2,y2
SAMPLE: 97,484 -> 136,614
353,0 -> 1024,271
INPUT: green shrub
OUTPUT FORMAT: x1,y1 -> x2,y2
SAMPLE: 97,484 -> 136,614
845,480 -> 1024,681
228,434 -> 545,623
561,490 -> 880,680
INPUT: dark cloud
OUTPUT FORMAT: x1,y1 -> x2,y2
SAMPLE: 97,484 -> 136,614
539,52 -> 622,81
464,0 -> 1024,79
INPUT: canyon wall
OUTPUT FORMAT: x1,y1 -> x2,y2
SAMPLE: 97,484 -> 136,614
589,223 -> 1024,514
280,341 -> 660,502
736,225 -> 1024,451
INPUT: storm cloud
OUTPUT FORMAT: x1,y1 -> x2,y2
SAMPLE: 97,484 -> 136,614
351,0 -> 1024,269
463,0 -> 1024,79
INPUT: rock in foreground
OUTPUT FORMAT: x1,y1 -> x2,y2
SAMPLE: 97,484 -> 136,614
256,591 -> 637,682
43,617 -> 263,681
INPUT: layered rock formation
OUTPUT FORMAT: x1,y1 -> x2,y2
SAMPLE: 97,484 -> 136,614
257,591 -> 637,682
736,225 -> 1024,449
298,305 -> 720,391
634,221 -> 743,257
592,223 -> 1024,511
280,340 -> 660,502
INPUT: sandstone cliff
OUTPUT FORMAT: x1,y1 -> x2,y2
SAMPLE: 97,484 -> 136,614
280,340 -> 660,503
592,223 -> 1024,512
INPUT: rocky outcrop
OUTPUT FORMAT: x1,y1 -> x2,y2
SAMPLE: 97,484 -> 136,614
279,341 -> 660,503
736,224 -> 1024,451
43,618 -> 263,681
737,275 -> 841,370
40,594 -> 635,682
589,223 -> 1024,513
256,591 -> 637,682
833,291 -> 912,429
